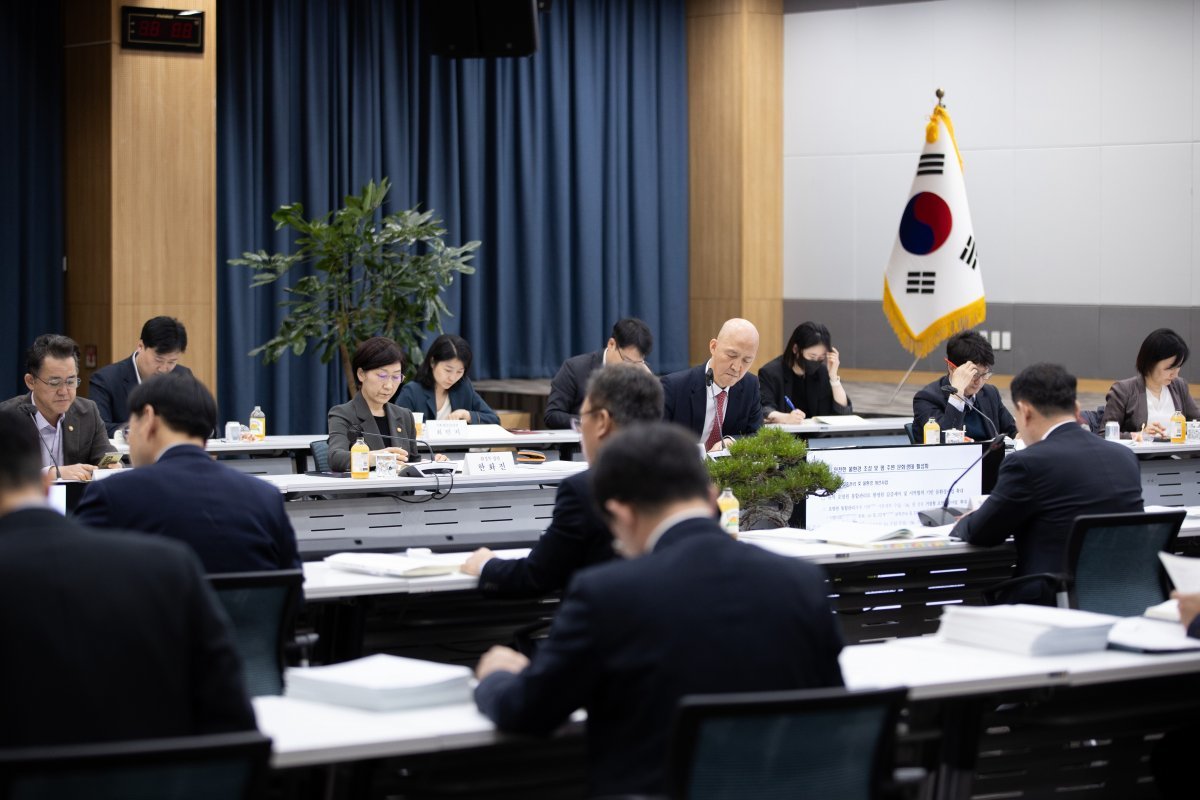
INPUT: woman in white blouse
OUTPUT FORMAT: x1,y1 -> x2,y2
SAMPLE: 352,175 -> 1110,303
1103,328 -> 1199,438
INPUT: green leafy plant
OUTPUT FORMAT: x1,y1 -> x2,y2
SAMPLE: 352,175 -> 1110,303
706,426 -> 842,529
230,178 -> 480,395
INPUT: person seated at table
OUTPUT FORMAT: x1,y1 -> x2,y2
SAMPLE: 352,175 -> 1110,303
0,334 -> 115,482
89,315 -> 193,437
473,422 -> 844,797
1102,328 -> 1199,439
463,364 -> 663,597
327,336 -> 423,471
913,330 -> 1017,440
543,318 -> 653,429
760,321 -> 851,423
74,373 -> 301,573
395,334 -> 500,425
952,364 -> 1143,604
0,409 -> 254,747
1174,591 -> 1200,639
661,317 -> 763,451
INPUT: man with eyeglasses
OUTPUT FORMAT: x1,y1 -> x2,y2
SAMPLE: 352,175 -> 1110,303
543,318 -> 654,429
89,316 -> 193,436
913,330 -> 1017,441
0,334 -> 115,481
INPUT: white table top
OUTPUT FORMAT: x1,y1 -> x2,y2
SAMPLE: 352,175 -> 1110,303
109,428 -> 581,455
262,461 -> 587,494
302,549 -> 531,599
768,416 -> 911,435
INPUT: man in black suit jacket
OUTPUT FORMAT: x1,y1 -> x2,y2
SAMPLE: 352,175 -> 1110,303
89,316 -> 194,436
953,364 -> 1143,604
464,364 -> 664,597
75,372 -> 300,573
913,330 -> 1017,440
543,318 -> 654,429
474,424 -> 844,796
0,409 -> 254,747
661,318 -> 763,451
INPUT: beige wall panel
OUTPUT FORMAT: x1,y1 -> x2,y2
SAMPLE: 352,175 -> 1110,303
740,11 -> 782,306
740,298 -> 782,356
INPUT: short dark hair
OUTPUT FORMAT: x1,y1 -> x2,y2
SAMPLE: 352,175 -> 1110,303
1010,363 -> 1076,416
25,334 -> 79,375
610,318 -> 653,357
351,337 -> 405,387
584,363 -> 664,426
782,321 -> 832,371
127,372 -> 216,440
139,316 -> 188,354
1135,328 -> 1189,378
945,331 -> 994,369
591,423 -> 711,516
414,335 -> 473,390
0,410 -> 45,491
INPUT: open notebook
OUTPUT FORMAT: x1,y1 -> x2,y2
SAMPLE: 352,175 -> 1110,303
810,520 -> 957,548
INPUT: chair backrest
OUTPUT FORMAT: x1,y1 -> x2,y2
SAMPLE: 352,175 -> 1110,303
904,422 -> 916,444
0,731 -> 271,800
311,439 -> 331,472
669,686 -> 908,800
1066,510 -> 1186,617
208,569 -> 303,696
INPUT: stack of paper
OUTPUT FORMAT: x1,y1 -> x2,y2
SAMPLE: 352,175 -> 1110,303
938,604 -> 1118,656
325,552 -> 461,578
812,521 -> 956,549
811,414 -> 866,425
285,654 -> 473,711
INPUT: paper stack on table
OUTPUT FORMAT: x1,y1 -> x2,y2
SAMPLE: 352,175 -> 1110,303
285,654 -> 473,711
938,604 -> 1118,656
325,551 -> 463,578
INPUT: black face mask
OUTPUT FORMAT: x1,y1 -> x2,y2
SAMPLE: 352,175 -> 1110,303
799,359 -> 828,380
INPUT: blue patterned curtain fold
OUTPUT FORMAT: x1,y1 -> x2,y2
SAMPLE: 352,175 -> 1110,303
217,0 -> 689,433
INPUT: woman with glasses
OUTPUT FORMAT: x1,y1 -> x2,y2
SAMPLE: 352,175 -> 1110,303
913,330 -> 1017,441
760,322 -> 851,423
1103,328 -> 1198,438
395,334 -> 500,425
326,336 -> 418,472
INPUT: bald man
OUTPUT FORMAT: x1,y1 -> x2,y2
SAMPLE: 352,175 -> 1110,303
661,318 -> 763,451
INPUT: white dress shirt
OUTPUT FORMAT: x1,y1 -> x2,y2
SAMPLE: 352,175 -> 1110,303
32,403 -> 64,470
700,359 -> 728,445
1145,387 -> 1176,431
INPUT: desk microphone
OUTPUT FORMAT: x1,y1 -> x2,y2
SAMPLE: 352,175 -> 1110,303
939,384 -> 999,439
917,434 -> 1006,527
705,367 -> 714,388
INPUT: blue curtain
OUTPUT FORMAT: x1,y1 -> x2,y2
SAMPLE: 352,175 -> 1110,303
217,0 -> 689,434
0,5 -> 64,395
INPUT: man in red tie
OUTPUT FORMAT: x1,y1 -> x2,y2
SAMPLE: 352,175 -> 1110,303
661,318 -> 763,451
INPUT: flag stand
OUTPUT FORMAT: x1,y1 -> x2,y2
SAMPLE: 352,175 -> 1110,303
887,356 -> 921,405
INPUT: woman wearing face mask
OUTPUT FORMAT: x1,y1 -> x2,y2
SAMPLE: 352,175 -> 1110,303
759,322 -> 851,424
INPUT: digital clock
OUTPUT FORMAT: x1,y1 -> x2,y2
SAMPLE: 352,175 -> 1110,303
120,7 -> 204,53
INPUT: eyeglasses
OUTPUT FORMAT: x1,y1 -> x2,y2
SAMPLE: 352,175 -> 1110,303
617,350 -> 647,367
33,375 -> 81,389
372,372 -> 404,385
569,408 -> 607,432
945,358 -> 993,381
802,353 -> 828,362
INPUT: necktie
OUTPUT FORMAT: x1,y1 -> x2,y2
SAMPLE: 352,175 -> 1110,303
705,390 -> 727,451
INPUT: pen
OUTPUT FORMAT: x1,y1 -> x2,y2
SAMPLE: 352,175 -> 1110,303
784,396 -> 797,412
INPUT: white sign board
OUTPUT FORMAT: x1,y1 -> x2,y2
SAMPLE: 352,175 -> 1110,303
805,443 -> 984,529
464,451 -> 516,476
422,420 -> 470,438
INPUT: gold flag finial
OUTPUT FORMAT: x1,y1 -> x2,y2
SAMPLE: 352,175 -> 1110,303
935,88 -> 945,107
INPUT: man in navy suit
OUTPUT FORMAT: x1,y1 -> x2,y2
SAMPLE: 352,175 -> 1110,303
473,423 -> 844,796
75,372 -> 300,574
661,317 -> 763,451
0,409 -> 254,747
543,318 -> 654,429
463,363 -> 664,597
952,363 -> 1143,604
913,330 -> 1017,440
89,316 -> 194,436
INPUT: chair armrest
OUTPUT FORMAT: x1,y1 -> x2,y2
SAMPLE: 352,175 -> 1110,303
983,572 -> 1070,606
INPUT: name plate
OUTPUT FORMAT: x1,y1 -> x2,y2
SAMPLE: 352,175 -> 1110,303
423,420 -> 470,437
464,451 -> 516,476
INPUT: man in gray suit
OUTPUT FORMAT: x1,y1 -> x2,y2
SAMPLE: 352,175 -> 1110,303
0,334 -> 114,481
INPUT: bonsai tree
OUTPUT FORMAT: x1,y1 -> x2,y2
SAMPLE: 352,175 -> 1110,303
230,178 -> 480,395
706,426 -> 843,530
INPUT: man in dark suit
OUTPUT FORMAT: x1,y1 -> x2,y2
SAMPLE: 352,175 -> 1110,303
75,372 -> 300,574
913,330 -> 1017,440
661,317 -> 763,451
952,363 -> 1143,604
0,408 -> 254,747
473,423 -> 844,796
464,364 -> 664,597
543,318 -> 654,429
89,316 -> 194,436
0,333 -> 115,481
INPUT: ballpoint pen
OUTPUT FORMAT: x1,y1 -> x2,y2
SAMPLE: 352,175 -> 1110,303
784,396 -> 797,413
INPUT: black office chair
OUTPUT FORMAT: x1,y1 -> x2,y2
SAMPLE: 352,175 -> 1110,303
903,422 -> 917,445
208,569 -> 303,696
310,439 -> 331,472
0,730 -> 271,800
668,686 -> 910,800
1077,405 -> 1106,435
983,510 -> 1186,615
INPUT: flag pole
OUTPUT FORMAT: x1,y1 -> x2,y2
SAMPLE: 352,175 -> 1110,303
887,356 -> 921,405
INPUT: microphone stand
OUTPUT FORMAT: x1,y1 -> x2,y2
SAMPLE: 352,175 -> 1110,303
917,434 -> 1007,527
939,383 -> 1000,439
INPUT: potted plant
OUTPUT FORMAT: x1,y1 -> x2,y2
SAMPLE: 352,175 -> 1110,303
230,178 -> 480,396
706,426 -> 843,530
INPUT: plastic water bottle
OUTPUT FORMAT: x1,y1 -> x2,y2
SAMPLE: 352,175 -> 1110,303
249,406 -> 266,441
923,418 -> 940,445
717,487 -> 740,538
351,437 -> 370,479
